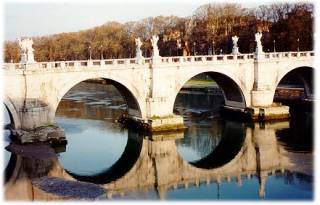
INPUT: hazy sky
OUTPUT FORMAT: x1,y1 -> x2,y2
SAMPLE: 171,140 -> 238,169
4,0 -> 273,41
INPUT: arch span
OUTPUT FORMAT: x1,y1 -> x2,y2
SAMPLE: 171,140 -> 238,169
274,66 -> 314,100
52,74 -> 145,120
172,71 -> 247,113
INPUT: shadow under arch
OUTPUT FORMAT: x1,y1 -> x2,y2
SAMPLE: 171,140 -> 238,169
173,72 -> 247,111
65,131 -> 143,184
188,120 -> 246,169
55,77 -> 143,119
106,79 -> 143,117
274,66 -> 314,100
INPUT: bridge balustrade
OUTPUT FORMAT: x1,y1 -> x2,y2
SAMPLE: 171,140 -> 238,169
2,51 -> 314,70
144,58 -> 151,63
159,54 -> 256,64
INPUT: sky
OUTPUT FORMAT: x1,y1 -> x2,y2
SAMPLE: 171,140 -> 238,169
2,0 -> 270,41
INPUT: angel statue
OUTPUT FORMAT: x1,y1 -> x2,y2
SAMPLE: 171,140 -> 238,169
135,37 -> 144,64
255,32 -> 264,55
18,38 -> 35,63
151,35 -> 160,57
232,36 -> 239,47
232,35 -> 239,55
255,32 -> 263,48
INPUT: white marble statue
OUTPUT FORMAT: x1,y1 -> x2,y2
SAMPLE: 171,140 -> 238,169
255,32 -> 262,48
255,32 -> 264,57
232,35 -> 240,55
18,39 -> 28,64
135,37 -> 144,64
232,36 -> 239,47
151,35 -> 160,58
18,38 -> 35,63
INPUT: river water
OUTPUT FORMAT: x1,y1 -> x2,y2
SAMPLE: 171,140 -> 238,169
3,82 -> 313,200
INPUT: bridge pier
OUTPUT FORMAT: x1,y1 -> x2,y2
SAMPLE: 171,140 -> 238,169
18,99 -> 53,130
119,97 -> 185,132
146,115 -> 185,132
6,98 -> 66,144
118,113 -> 185,133
249,89 -> 290,121
221,104 -> 290,122
248,105 -> 290,121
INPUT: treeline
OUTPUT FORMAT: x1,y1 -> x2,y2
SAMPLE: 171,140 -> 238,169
4,2 -> 313,63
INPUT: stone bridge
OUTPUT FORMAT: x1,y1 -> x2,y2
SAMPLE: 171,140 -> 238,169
5,121 -> 308,200
3,50 -> 314,131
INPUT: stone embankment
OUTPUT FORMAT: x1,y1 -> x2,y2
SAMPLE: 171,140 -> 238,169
10,125 -> 67,145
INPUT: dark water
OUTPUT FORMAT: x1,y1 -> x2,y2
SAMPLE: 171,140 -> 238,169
3,82 -> 313,200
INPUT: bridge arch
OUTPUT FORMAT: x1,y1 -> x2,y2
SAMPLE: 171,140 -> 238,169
3,97 -> 21,129
274,66 -> 314,100
52,73 -> 146,120
171,70 -> 248,113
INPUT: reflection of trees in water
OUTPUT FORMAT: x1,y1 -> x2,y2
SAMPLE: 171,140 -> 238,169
176,120 -> 223,159
174,89 -> 225,160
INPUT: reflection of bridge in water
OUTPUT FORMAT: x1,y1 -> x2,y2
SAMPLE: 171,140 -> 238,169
5,121 -> 310,200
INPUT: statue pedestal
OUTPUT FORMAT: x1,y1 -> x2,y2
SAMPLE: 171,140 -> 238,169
136,55 -> 144,65
152,56 -> 161,65
255,47 -> 264,59
232,47 -> 239,55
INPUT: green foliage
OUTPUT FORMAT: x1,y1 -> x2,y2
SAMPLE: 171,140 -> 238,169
3,2 -> 314,63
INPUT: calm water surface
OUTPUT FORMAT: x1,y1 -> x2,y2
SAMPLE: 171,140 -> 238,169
4,82 -> 313,200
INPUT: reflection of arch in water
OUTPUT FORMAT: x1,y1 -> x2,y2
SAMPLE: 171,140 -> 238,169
65,131 -> 143,184
188,121 -> 246,169
4,154 -> 17,184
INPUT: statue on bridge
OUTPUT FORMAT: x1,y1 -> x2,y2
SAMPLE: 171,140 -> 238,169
232,35 -> 240,55
135,37 -> 144,64
151,35 -> 160,58
18,38 -> 36,64
255,32 -> 264,58
151,35 -> 161,64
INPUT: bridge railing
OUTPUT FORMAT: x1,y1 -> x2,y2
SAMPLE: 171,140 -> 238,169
3,58 -> 141,70
264,51 -> 314,59
2,51 -> 314,70
160,53 -> 255,64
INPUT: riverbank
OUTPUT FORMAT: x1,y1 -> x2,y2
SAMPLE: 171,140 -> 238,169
183,79 -> 217,88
